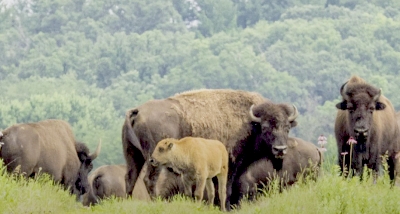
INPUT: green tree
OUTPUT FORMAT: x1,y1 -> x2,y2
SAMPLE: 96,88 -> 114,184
195,0 -> 237,37
233,0 -> 291,28
82,0 -> 186,34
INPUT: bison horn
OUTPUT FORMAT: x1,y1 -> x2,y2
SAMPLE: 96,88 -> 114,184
340,81 -> 350,100
372,88 -> 382,102
89,139 -> 102,160
249,105 -> 262,123
288,104 -> 299,122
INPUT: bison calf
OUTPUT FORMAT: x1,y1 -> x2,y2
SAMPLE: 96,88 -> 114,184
150,137 -> 229,211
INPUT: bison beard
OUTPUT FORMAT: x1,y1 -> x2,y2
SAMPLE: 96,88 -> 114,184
122,89 -> 298,210
335,75 -> 400,182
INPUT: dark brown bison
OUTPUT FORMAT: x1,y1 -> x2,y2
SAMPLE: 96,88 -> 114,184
0,119 -> 101,199
335,75 -> 400,182
239,137 -> 322,200
82,164 -> 127,206
122,89 -> 299,210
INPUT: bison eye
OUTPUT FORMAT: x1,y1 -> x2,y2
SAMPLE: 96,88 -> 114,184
159,147 -> 164,153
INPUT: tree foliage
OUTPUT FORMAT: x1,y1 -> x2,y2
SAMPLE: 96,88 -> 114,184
1,0 -> 399,165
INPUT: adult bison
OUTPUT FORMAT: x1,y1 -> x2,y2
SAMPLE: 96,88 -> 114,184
239,137 -> 322,200
82,164 -> 127,206
335,75 -> 400,182
82,164 -> 151,206
122,89 -> 299,210
0,119 -> 101,199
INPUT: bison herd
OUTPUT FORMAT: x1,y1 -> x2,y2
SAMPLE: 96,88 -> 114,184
0,75 -> 399,211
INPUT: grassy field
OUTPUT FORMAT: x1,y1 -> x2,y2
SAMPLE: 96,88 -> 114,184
1,164 -> 400,214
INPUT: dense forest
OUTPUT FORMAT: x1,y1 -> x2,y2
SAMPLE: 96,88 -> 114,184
1,0 -> 400,167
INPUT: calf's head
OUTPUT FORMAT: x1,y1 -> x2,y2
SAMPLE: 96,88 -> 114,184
249,102 -> 298,159
149,138 -> 175,167
336,82 -> 385,140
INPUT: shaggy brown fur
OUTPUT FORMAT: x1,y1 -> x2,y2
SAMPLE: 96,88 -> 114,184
169,89 -> 267,158
239,137 -> 322,200
335,75 -> 400,182
150,137 -> 229,211
0,119 -> 101,198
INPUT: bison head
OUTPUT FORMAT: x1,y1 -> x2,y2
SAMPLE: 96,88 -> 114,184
149,138 -> 176,168
74,141 -> 102,200
336,81 -> 385,141
249,102 -> 298,159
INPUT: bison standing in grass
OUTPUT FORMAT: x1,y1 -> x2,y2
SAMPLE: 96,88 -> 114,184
122,89 -> 299,210
150,137 -> 229,211
0,119 -> 101,199
239,137 -> 322,200
335,75 -> 400,182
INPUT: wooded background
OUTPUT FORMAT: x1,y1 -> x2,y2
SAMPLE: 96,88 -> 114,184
1,0 -> 399,167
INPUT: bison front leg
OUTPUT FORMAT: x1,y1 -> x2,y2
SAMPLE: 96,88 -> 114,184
387,155 -> 396,185
226,155 -> 255,210
194,176 -> 207,203
225,163 -> 235,211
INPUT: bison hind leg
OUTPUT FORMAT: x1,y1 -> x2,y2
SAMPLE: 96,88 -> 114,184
217,173 -> 227,211
205,178 -> 215,205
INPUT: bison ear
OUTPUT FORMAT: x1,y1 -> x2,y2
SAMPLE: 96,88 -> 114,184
375,102 -> 386,111
167,142 -> 174,150
290,120 -> 298,128
335,101 -> 347,110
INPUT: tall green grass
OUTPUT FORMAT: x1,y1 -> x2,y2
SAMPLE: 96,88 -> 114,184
0,165 -> 84,213
1,163 -> 400,214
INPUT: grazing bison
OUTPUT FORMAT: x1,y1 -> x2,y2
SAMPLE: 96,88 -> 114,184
150,137 -> 229,211
239,137 -> 322,200
0,119 -> 101,198
122,89 -> 299,210
82,164 -> 127,206
82,164 -> 150,206
335,75 -> 400,182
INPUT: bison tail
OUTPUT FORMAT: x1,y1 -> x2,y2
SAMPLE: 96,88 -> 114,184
317,148 -> 324,167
